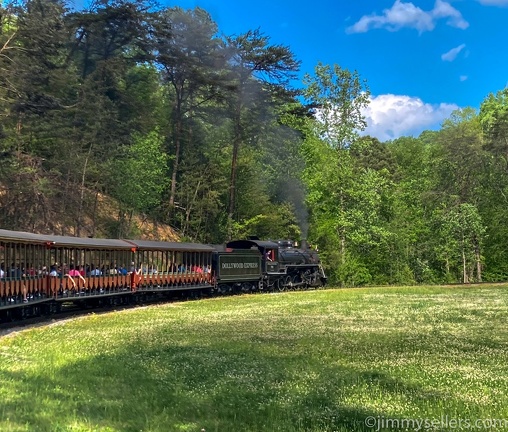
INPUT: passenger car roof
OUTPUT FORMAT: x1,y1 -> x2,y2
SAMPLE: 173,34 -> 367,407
0,229 -> 214,252
0,229 -> 49,244
126,240 -> 214,252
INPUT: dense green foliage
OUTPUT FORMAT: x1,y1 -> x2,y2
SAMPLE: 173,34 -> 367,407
1,0 -> 508,284
1,287 -> 508,431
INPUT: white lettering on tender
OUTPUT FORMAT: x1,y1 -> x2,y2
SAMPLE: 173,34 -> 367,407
221,262 -> 259,269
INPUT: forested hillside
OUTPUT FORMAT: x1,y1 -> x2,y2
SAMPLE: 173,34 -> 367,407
1,0 -> 508,285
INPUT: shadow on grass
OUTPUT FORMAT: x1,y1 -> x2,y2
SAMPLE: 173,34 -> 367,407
0,341 -> 460,432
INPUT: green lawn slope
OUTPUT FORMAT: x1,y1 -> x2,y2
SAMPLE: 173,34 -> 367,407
1,286 -> 508,432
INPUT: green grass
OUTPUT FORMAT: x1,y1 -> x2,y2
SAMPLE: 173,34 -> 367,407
1,286 -> 508,432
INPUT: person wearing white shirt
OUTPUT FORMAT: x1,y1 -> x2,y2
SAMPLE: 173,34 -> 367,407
90,265 -> 102,276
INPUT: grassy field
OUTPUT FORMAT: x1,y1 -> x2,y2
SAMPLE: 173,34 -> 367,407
1,286 -> 508,432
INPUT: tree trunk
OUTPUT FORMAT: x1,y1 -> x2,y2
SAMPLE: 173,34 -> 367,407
462,244 -> 468,284
169,89 -> 184,212
183,179 -> 201,237
475,242 -> 482,282
62,167 -> 72,235
227,98 -> 242,240
127,209 -> 134,236
91,189 -> 99,238
339,192 -> 346,265
76,143 -> 93,237
169,116 -> 182,210
340,231 -> 346,264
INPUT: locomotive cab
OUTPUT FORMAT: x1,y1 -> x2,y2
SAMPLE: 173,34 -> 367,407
263,247 -> 279,273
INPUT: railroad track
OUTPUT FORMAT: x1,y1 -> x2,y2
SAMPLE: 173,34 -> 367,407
0,285 -> 320,336
0,291 -> 205,336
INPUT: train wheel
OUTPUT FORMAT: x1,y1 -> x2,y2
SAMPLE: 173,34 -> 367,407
241,282 -> 253,293
276,279 -> 284,292
292,275 -> 301,290
283,275 -> 292,290
218,284 -> 230,295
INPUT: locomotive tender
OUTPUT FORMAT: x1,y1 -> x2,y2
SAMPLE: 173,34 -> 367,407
0,229 -> 326,320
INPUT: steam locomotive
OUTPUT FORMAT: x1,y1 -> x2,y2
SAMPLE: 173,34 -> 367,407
0,229 -> 326,321
219,238 -> 326,293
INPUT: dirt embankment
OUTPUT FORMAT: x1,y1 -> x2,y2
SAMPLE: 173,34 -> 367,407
0,185 -> 179,241
55,192 -> 180,241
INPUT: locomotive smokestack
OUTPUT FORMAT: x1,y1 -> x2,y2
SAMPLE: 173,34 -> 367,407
301,239 -> 308,250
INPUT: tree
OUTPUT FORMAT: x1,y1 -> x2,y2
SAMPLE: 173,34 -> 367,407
301,63 -> 370,281
440,203 -> 485,283
223,29 -> 299,238
435,108 -> 484,204
384,136 -> 435,284
477,90 -> 508,279
0,0 -> 79,233
302,62 -> 370,150
479,88 -> 508,169
109,129 -> 168,237
68,0 -> 152,79
153,7 -> 225,215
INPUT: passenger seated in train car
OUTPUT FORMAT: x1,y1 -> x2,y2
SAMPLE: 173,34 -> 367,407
0,263 -> 4,278
49,265 -> 59,277
147,265 -> 158,275
118,264 -> 128,275
177,263 -> 186,273
26,264 -> 36,277
135,263 -> 146,274
10,263 -> 21,279
89,264 -> 102,276
67,264 -> 86,289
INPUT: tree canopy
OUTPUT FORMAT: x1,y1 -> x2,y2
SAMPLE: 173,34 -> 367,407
1,0 -> 508,285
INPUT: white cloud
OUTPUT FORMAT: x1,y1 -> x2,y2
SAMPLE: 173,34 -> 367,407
432,0 -> 469,28
346,0 -> 469,34
460,75 -> 468,81
360,94 -> 459,141
441,44 -> 466,61
478,0 -> 508,6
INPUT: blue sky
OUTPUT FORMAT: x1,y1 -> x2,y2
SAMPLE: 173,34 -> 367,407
161,0 -> 508,141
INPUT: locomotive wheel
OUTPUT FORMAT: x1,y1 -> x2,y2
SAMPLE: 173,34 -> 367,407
241,282 -> 253,293
276,278 -> 285,292
290,275 -> 300,290
218,284 -> 230,295
305,270 -> 319,288
283,275 -> 292,290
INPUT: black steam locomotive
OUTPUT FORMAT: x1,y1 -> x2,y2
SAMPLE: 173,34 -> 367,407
0,229 -> 326,320
220,238 -> 326,293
